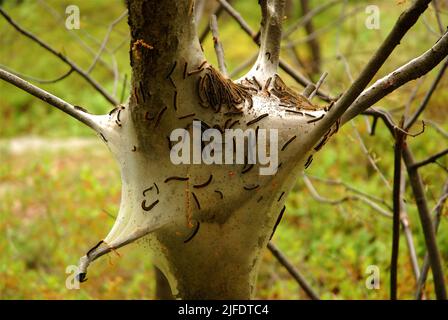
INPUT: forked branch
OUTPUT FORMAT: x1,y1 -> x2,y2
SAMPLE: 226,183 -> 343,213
342,34 -> 448,124
307,0 -> 434,149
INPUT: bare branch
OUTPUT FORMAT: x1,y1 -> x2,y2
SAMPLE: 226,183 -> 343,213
282,0 -> 342,39
425,119 -> 448,139
0,8 -> 119,106
309,72 -> 328,100
87,10 -> 128,74
199,1 -> 228,43
431,0 -> 445,35
391,126 -> 406,300
210,14 -> 228,76
411,148 -> 448,170
416,180 -> 448,299
0,68 -> 103,133
306,174 -> 393,211
404,58 -> 448,130
402,145 -> 447,300
341,33 -> 448,124
217,0 -> 257,39
267,242 -> 320,300
351,121 -> 392,190
0,63 -> 74,84
399,168 -> 421,283
307,0 -> 434,149
303,174 -> 393,218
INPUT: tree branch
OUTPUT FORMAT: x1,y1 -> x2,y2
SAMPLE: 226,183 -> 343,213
411,148 -> 448,170
303,174 -> 393,218
0,68 -> 103,133
402,145 -> 447,300
0,8 -> 118,106
210,14 -> 228,76
341,33 -> 448,124
364,108 -> 447,299
267,242 -> 320,300
404,58 -> 448,130
307,0 -> 434,149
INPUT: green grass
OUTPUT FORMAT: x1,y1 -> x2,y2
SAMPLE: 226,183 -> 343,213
0,0 -> 447,299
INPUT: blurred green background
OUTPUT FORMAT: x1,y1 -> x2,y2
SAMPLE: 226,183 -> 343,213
0,0 -> 447,299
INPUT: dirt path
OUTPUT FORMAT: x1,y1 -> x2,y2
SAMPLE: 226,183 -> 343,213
0,136 -> 102,155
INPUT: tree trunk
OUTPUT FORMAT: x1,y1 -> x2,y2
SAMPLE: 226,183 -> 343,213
74,0 -> 334,300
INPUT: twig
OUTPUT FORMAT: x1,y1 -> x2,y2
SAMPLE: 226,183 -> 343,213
306,174 -> 393,211
425,120 -> 448,139
217,0 -> 257,39
199,1 -> 227,43
309,72 -> 328,100
282,0 -> 343,39
342,32 -> 448,124
303,174 -> 392,218
0,64 -> 74,84
267,242 -> 320,300
307,0 -> 436,149
431,0 -> 445,35
0,68 -> 102,133
351,121 -> 392,190
0,8 -> 118,106
411,148 -> 448,170
404,58 -> 448,130
210,14 -> 228,77
399,167 -> 421,283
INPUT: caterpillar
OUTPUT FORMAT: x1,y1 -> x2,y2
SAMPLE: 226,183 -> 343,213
183,221 -> 200,243
246,114 -> 269,126
281,135 -> 297,151
270,206 -> 286,240
193,175 -> 213,188
141,199 -> 159,211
